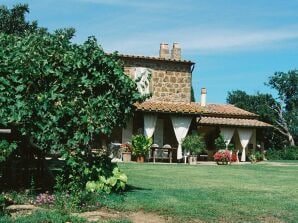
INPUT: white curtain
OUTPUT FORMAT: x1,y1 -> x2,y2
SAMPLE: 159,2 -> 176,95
238,128 -> 253,162
220,127 -> 235,148
144,114 -> 157,138
171,116 -> 193,160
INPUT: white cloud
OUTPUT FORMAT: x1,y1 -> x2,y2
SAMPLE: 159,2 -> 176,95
102,26 -> 298,55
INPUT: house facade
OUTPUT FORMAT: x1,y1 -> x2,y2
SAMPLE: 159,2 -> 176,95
110,43 -> 271,162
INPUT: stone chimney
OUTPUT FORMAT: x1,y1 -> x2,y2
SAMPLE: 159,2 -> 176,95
159,43 -> 170,59
171,42 -> 181,60
200,88 -> 207,106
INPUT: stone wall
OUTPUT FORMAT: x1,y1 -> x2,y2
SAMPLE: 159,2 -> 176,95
121,57 -> 193,103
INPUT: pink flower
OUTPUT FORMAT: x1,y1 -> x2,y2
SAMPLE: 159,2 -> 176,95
213,150 -> 232,162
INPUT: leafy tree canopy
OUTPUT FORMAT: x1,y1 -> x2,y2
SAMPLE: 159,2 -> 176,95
0,4 -> 42,35
227,70 -> 298,147
0,4 -> 146,191
267,70 -> 298,111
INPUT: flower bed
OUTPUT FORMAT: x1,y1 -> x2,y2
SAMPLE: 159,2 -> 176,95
213,150 -> 232,165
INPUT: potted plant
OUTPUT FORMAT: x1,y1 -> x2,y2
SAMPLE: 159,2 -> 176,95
120,143 -> 132,162
228,143 -> 239,163
249,153 -> 257,163
214,134 -> 226,150
182,134 -> 205,165
213,134 -> 232,165
213,150 -> 232,165
132,134 -> 152,163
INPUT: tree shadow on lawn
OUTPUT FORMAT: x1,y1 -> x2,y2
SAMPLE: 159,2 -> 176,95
125,184 -> 152,193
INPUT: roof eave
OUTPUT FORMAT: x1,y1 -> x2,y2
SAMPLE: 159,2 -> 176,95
118,54 -> 195,65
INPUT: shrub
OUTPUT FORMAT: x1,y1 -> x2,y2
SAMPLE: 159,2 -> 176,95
231,153 -> 238,162
86,167 -> 128,194
131,134 -> 152,157
213,150 -> 231,164
35,192 -> 55,206
53,190 -> 101,213
249,154 -> 257,162
13,210 -> 86,223
214,134 -> 226,150
283,146 -> 298,160
266,149 -> 282,160
182,134 -> 205,155
0,193 -> 13,215
266,146 -> 298,160
255,151 -> 263,161
0,140 -> 17,164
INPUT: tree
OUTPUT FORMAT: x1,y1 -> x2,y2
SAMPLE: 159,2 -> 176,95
0,4 -> 41,35
227,70 -> 298,147
227,90 -> 285,148
0,5 -> 146,190
267,70 -> 298,146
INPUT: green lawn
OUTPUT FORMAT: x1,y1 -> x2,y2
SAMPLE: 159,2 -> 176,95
102,162 -> 298,223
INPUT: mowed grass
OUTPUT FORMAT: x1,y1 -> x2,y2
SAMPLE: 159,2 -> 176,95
102,162 -> 298,223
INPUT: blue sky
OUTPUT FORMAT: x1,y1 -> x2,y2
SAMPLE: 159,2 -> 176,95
2,0 -> 298,103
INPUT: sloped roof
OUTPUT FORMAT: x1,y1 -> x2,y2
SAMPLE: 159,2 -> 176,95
204,104 -> 258,118
118,54 -> 195,64
135,101 -> 203,114
135,101 -> 258,118
198,117 -> 272,128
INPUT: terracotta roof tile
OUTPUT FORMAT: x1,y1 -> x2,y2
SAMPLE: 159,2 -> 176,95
135,101 -> 203,114
135,101 -> 272,128
205,104 -> 258,117
198,117 -> 272,128
135,101 -> 258,117
118,54 -> 194,64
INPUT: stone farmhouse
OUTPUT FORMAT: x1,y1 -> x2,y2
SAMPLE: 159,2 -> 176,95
110,43 -> 272,162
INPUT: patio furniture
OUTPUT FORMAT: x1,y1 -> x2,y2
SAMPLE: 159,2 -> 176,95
199,154 -> 208,161
151,144 -> 176,163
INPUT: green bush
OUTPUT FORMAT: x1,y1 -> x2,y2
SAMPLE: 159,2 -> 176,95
254,151 -> 263,161
214,134 -> 226,150
182,134 -> 205,155
54,185 -> 103,213
86,167 -> 127,194
0,140 -> 17,163
0,210 -> 86,223
131,134 -> 152,157
266,146 -> 298,160
266,149 -> 282,160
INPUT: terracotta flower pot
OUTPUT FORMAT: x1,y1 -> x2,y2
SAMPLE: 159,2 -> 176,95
188,155 -> 197,165
216,161 -> 229,165
122,152 -> 131,162
136,156 -> 144,163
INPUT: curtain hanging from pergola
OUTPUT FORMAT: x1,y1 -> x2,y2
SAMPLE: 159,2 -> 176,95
220,127 -> 235,149
237,128 -> 253,162
171,116 -> 193,160
144,114 -> 157,138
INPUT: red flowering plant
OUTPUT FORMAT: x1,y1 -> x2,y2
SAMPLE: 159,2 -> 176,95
213,149 -> 232,165
231,153 -> 238,162
120,143 -> 132,152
